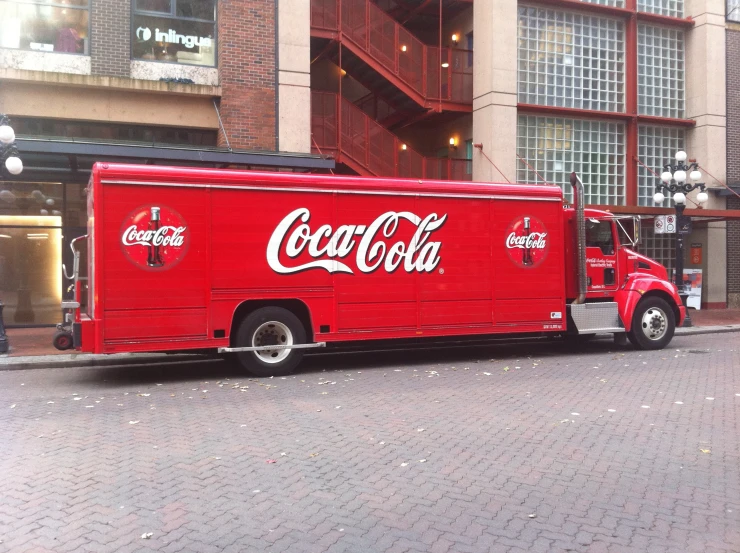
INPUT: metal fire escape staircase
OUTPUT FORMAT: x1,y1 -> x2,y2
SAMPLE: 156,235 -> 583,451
311,0 -> 473,113
312,90 -> 472,180
311,0 -> 473,179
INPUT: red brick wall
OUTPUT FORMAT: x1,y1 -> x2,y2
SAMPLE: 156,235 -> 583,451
91,0 -> 131,77
728,29 -> 740,306
217,0 -> 277,150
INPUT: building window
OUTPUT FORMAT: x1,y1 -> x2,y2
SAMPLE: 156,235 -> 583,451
729,0 -> 740,21
517,6 -> 624,112
13,117 -> 218,147
582,0 -> 625,6
517,115 -> 625,205
638,25 -> 685,118
132,0 -> 216,66
638,221 -> 674,273
0,0 -> 90,54
466,32 -> 473,67
638,0 -> 683,18
465,139 -> 473,175
637,125 -> 685,206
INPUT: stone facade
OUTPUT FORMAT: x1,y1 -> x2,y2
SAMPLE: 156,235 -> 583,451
91,0 -> 131,77
728,28 -> 740,308
217,0 -> 277,151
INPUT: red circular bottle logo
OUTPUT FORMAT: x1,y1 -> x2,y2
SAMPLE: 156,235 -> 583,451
505,215 -> 549,269
120,205 -> 189,271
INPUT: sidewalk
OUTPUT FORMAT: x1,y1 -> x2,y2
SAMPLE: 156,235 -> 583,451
2,310 -> 740,370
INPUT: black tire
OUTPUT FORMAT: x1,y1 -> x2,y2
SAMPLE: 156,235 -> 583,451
52,330 -> 74,351
233,307 -> 307,377
627,297 -> 676,350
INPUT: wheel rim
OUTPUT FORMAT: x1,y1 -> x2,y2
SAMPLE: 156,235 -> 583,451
252,321 -> 293,364
641,307 -> 668,341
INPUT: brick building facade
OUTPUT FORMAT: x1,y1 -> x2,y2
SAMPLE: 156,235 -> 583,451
217,0 -> 277,150
91,0 -> 131,77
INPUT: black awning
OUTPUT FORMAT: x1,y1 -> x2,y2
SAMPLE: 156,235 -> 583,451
13,138 -> 335,181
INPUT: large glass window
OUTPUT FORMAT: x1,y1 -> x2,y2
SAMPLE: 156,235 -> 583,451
638,25 -> 685,118
517,6 -> 624,112
638,0 -> 683,18
13,117 -> 218,147
729,0 -> 740,21
0,182 -> 65,326
637,220 -> 674,273
517,115 -> 625,205
637,125 -> 685,206
132,0 -> 216,66
0,0 -> 89,54
583,0 -> 625,6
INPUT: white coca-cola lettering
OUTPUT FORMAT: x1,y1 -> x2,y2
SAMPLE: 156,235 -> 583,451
121,225 -> 187,248
505,232 -> 548,250
267,208 -> 447,275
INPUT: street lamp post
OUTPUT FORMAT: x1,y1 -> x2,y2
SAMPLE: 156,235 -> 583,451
0,114 -> 24,353
653,151 -> 708,328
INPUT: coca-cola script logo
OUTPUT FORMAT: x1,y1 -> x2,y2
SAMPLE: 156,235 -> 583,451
267,208 -> 447,275
505,215 -> 549,269
120,205 -> 189,271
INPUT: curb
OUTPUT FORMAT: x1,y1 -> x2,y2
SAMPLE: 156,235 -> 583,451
0,353 -> 216,371
675,324 -> 740,336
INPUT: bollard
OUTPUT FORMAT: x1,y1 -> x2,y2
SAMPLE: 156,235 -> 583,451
0,300 -> 8,354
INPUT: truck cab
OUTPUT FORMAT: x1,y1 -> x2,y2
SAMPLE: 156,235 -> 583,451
563,189 -> 685,350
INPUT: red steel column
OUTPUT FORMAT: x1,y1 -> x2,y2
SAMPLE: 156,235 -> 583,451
625,0 -> 638,206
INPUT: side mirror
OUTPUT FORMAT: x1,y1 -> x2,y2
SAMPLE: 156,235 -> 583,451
632,215 -> 640,246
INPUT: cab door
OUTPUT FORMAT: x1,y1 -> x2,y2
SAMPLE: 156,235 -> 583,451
585,219 -> 619,293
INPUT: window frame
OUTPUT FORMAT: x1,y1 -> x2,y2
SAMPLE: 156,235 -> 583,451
515,3 -> 693,209
728,0 -> 740,22
0,0 -> 92,56
131,0 -> 218,67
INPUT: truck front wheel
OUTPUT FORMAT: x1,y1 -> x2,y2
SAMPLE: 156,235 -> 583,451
234,307 -> 307,377
627,297 -> 675,350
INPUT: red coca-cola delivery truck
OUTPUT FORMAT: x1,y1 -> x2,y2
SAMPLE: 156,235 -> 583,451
54,163 -> 685,376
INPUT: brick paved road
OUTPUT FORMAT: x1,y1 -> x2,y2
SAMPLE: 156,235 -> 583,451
1,333 -> 739,553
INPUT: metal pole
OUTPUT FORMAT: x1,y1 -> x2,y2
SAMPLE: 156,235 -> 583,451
674,203 -> 692,327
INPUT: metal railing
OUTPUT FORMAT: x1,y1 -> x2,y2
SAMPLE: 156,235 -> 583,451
311,0 -> 473,105
312,91 -> 472,180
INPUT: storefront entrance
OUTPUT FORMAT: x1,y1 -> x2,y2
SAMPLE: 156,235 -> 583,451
0,181 -> 86,326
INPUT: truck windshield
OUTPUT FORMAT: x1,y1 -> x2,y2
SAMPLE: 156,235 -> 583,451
585,220 -> 614,255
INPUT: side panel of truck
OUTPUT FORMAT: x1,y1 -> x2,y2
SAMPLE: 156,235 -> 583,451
91,175 -> 567,353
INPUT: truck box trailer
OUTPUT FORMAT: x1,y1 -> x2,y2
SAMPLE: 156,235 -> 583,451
55,163 -> 685,376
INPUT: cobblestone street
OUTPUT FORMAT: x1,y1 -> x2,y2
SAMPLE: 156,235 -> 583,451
1,333 -> 739,553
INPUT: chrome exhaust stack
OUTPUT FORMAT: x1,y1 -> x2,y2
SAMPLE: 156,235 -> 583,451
570,172 -> 587,305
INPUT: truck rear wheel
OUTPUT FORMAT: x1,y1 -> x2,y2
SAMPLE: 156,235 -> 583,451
234,307 -> 306,377
627,297 -> 675,350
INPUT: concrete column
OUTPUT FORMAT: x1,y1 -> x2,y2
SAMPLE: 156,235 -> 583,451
685,0 -> 726,184
684,0 -> 727,307
472,0 -> 518,184
278,0 -> 311,153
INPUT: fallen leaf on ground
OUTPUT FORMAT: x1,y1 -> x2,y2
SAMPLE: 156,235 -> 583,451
700,449 -> 711,454
266,459 -> 276,464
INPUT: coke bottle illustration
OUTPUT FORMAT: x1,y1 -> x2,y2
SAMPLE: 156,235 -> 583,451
522,217 -> 532,266
147,207 -> 164,267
